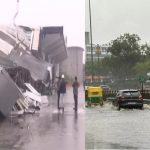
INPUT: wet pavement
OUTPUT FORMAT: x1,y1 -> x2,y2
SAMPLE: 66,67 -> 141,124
86,102 -> 150,149
0,86 -> 85,150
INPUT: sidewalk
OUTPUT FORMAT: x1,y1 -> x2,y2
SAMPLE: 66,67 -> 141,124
0,86 -> 85,150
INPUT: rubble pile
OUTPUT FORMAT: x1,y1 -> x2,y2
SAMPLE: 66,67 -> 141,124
6,66 -> 51,95
5,67 -> 51,116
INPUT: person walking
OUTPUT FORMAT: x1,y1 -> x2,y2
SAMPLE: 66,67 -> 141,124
56,76 -> 61,109
72,76 -> 79,111
59,74 -> 66,111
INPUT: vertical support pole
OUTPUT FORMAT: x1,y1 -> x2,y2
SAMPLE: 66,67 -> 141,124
89,0 -> 94,82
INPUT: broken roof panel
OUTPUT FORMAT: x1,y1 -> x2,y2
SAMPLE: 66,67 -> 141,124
0,69 -> 24,117
0,38 -> 13,55
0,30 -> 16,47
10,53 -> 51,81
40,26 -> 67,63
0,25 -> 30,51
0,50 -> 15,68
55,52 -> 67,63
1,25 -> 30,47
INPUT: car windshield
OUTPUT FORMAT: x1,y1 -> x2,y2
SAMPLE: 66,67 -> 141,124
123,91 -> 140,97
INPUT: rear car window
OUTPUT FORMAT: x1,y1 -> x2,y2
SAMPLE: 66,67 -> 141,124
123,91 -> 140,96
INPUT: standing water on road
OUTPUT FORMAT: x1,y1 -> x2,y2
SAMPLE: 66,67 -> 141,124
86,102 -> 150,149
0,86 -> 85,150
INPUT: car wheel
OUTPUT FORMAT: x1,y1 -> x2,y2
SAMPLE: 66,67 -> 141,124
139,106 -> 143,110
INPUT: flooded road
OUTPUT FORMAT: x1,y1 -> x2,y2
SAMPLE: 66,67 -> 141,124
0,87 -> 85,150
86,102 -> 150,149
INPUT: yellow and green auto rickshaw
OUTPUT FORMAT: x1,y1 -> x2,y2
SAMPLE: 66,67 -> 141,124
85,86 -> 103,107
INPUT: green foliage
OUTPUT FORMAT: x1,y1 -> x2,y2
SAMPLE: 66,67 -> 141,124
85,33 -> 150,80
85,59 -> 110,76
134,60 -> 150,77
107,33 -> 142,79
108,33 -> 141,57
85,60 -> 99,75
141,43 -> 150,56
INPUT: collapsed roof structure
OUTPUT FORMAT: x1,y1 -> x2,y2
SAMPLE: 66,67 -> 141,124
0,25 -> 67,117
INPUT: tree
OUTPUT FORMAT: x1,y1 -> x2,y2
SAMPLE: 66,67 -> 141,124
134,60 -> 150,77
85,59 -> 108,77
85,60 -> 99,76
101,56 -> 113,76
141,43 -> 150,61
108,33 -> 141,79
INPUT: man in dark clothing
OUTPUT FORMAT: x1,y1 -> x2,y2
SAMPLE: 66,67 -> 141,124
57,76 -> 61,109
59,74 -> 66,111
72,76 -> 79,111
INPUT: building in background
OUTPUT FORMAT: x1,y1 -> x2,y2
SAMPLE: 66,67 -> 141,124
85,31 -> 110,62
60,46 -> 84,83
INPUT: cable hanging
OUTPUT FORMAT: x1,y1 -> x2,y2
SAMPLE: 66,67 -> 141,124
13,0 -> 20,44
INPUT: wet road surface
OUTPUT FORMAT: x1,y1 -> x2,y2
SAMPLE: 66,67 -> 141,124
86,102 -> 150,149
0,86 -> 85,150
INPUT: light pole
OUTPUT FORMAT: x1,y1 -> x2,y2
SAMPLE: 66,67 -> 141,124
89,0 -> 94,82
96,44 -> 101,82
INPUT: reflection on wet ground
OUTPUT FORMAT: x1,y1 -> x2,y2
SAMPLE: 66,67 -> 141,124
0,87 -> 85,150
86,102 -> 150,150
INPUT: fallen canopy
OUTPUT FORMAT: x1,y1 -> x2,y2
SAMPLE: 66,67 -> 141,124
0,69 -> 24,117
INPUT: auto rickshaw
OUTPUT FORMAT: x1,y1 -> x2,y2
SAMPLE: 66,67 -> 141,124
85,86 -> 103,107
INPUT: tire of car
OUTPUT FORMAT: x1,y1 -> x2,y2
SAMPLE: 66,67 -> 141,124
139,105 -> 143,110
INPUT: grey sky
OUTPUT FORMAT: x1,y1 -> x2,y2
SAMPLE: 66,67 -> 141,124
85,0 -> 150,45
0,0 -> 84,48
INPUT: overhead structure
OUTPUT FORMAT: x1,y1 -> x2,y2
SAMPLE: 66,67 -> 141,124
39,27 -> 67,63
10,53 -> 51,81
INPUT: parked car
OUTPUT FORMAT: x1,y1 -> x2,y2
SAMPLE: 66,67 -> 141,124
115,89 -> 143,110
